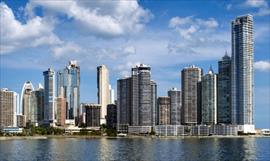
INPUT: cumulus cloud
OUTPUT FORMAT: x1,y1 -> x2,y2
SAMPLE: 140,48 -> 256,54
244,0 -> 270,16
0,2 -> 62,54
254,61 -> 270,71
169,16 -> 218,39
52,42 -> 82,58
26,0 -> 153,37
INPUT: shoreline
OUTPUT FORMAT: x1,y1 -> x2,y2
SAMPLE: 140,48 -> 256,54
1,135 -> 270,140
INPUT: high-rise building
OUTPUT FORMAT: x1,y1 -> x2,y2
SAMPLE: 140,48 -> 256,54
133,64 -> 153,126
168,88 -> 181,125
43,68 -> 56,126
231,15 -> 254,133
57,60 -> 80,124
97,65 -> 110,125
157,97 -> 170,125
151,81 -> 157,126
55,97 -> 66,127
109,85 -> 115,104
0,88 -> 19,128
117,64 -> 156,129
181,65 -> 203,125
217,53 -> 231,124
117,77 -> 132,127
30,84 -> 44,126
20,81 -> 34,125
106,104 -> 117,129
84,104 -> 101,127
201,68 -> 217,125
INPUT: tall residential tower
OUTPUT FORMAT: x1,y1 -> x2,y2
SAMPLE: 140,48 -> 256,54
231,15 -> 254,133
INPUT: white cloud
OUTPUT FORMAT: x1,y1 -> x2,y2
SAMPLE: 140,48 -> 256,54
26,0 -> 153,37
245,0 -> 268,8
168,16 -> 218,39
244,0 -> 270,16
52,42 -> 82,58
254,61 -> 270,71
0,2 -> 62,54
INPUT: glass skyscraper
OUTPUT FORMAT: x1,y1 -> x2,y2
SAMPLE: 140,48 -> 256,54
43,68 -> 56,126
217,53 -> 231,124
168,88 -> 181,125
231,15 -> 254,133
57,60 -> 80,125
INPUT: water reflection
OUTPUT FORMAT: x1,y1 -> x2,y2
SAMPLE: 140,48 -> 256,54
0,137 -> 269,160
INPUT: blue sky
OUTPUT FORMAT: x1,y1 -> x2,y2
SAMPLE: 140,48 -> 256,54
0,0 -> 269,128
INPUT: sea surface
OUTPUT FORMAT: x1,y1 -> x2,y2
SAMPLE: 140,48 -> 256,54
0,137 -> 269,161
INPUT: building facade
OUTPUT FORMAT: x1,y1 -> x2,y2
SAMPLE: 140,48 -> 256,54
201,68 -> 217,125
181,65 -> 203,125
84,104 -> 101,127
0,89 -> 18,128
168,88 -> 181,125
231,15 -> 254,133
151,81 -> 157,126
43,68 -> 56,126
217,53 -> 231,124
158,97 -> 170,125
57,60 -> 80,124
30,85 -> 44,126
20,81 -> 34,126
106,104 -> 117,129
55,97 -> 66,127
117,77 -> 132,127
97,65 -> 110,125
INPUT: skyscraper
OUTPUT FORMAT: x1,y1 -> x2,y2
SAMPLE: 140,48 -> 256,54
30,84 -> 44,126
201,68 -> 217,125
117,77 -> 132,127
0,88 -> 18,128
181,65 -> 203,125
133,64 -> 152,126
231,15 -> 254,133
55,97 -> 66,127
151,80 -> 157,126
109,85 -> 115,104
43,68 -> 56,126
168,88 -> 181,125
20,81 -> 34,125
157,97 -> 170,125
217,53 -> 231,124
97,65 -> 110,125
57,60 -> 80,125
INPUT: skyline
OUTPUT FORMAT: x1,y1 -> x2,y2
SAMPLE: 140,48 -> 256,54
0,0 -> 270,128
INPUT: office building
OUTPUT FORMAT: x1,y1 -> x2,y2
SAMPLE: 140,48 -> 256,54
0,88 -> 18,128
20,81 -> 34,125
181,65 -> 203,125
151,80 -> 157,126
84,104 -> 101,127
57,60 -> 80,124
231,15 -> 254,133
55,97 -> 66,126
109,85 -> 115,104
97,65 -> 110,125
117,77 -> 132,127
201,68 -> 217,125
107,104 -> 117,129
157,97 -> 170,125
217,53 -> 231,124
43,68 -> 56,126
168,88 -> 181,125
30,84 -> 44,126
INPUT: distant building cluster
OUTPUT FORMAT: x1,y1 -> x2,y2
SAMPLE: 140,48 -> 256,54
0,15 -> 255,135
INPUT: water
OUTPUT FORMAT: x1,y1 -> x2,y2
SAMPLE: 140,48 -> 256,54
0,137 -> 269,161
